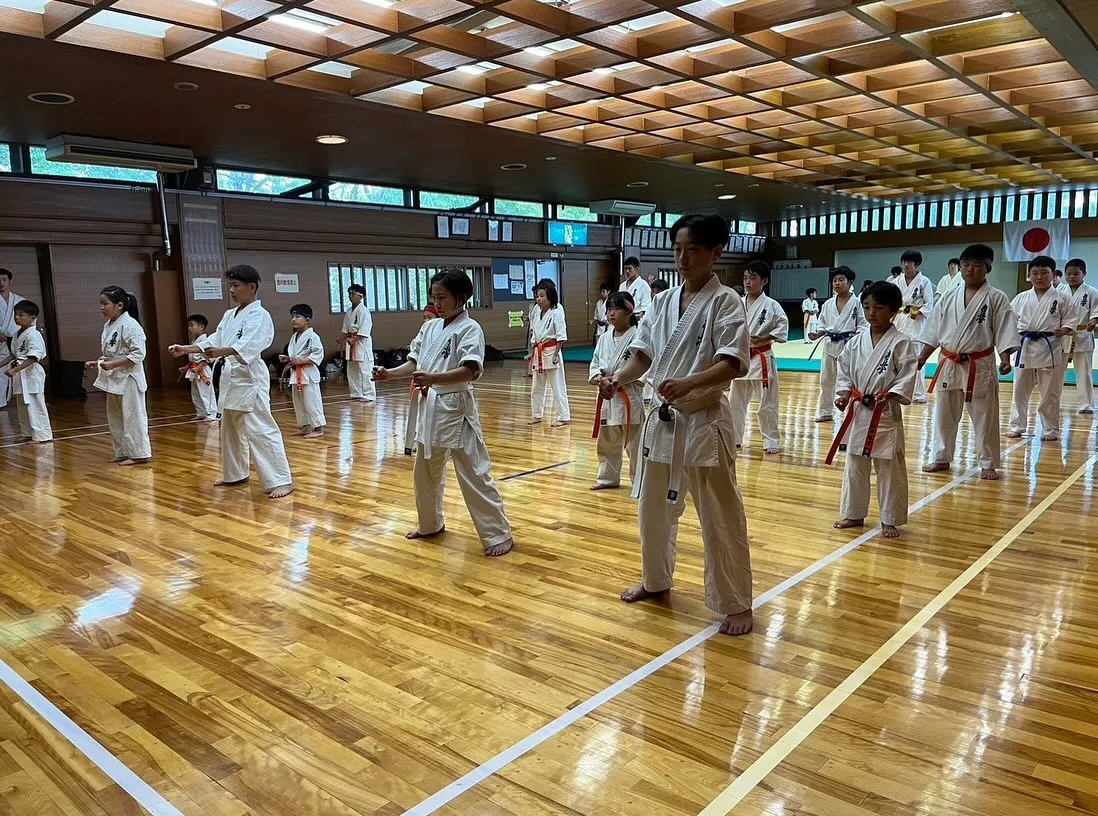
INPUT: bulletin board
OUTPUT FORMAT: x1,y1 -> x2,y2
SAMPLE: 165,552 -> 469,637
491,258 -> 560,302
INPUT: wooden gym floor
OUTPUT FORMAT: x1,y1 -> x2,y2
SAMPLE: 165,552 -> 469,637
0,362 -> 1095,816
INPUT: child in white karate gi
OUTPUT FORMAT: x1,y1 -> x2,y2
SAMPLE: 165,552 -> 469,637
1,299 -> 52,443
589,291 -> 643,490
182,314 -> 218,422
280,304 -> 326,439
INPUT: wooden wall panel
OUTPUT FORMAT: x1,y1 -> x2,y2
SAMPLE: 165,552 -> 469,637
0,245 -> 42,313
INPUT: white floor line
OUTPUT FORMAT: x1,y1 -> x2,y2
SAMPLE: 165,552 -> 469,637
0,659 -> 184,816
397,438 -> 1028,816
699,450 -> 1097,816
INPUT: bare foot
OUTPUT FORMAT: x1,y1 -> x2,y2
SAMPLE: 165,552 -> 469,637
1081,408 -> 1095,415
590,482 -> 618,490
527,418 -> 543,425
834,518 -> 864,529
814,416 -> 833,423
1005,431 -> 1022,439
295,429 -> 308,436
406,526 -> 445,540
304,431 -> 323,439
764,448 -> 781,455
1041,432 -> 1058,441
922,462 -> 950,473
36,439 -> 53,445
913,398 -> 928,404
620,583 -> 669,603
266,484 -> 294,499
719,609 -> 753,636
117,458 -> 135,466
980,468 -> 1000,480
214,478 -> 249,487
484,539 -> 513,557
550,420 -> 571,427
882,524 -> 901,538
203,418 -> 220,424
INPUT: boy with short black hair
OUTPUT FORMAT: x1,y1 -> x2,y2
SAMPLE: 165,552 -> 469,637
801,287 -> 819,344
0,300 -> 52,442
619,256 -> 652,317
1063,258 -> 1098,414
339,283 -> 375,402
280,304 -> 326,439
182,314 -> 218,422
592,281 -> 611,339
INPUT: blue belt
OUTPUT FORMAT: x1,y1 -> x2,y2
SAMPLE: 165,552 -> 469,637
809,331 -> 857,360
1015,331 -> 1056,368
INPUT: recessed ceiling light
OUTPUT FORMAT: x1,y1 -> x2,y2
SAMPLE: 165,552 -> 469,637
747,183 -> 759,188
715,183 -> 724,187
718,194 -> 737,200
27,92 -> 75,105
626,181 -> 648,188
545,156 -> 558,161
500,162 -> 527,170
316,134 -> 348,145
173,81 -> 199,91
234,103 -> 251,110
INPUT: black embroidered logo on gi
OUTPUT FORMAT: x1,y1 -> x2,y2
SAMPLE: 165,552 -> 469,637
757,309 -> 767,326
1050,301 -> 1058,315
875,350 -> 892,375
109,331 -> 118,348
440,345 -> 450,359
1084,293 -> 1090,308
236,328 -> 244,340
976,304 -> 988,325
695,333 -> 703,348
622,350 -> 632,360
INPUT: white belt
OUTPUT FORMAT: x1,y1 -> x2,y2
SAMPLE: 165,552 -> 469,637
631,392 -> 721,504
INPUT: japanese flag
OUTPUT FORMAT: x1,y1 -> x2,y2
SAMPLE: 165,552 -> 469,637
1003,219 -> 1070,263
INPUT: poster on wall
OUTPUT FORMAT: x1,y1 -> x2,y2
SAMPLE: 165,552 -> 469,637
510,281 -> 524,295
488,219 -> 500,241
274,273 -> 299,293
436,216 -> 450,238
502,221 -> 513,241
508,263 -> 524,281
452,217 -> 470,236
192,277 -> 223,300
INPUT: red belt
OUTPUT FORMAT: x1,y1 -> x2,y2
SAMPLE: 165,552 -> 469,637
751,344 -> 772,387
928,346 -> 994,402
178,360 -> 211,385
826,388 -> 886,464
533,339 -> 560,373
592,388 -> 634,443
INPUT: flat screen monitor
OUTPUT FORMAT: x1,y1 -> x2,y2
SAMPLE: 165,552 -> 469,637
547,221 -> 588,246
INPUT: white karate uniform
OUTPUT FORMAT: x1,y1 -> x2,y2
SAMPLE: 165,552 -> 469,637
407,311 -> 512,549
589,326 -> 643,487
199,300 -> 293,490
1066,284 -> 1098,411
185,334 -> 217,419
529,304 -> 571,422
287,327 -> 326,430
94,313 -> 152,461
893,271 -> 935,401
814,294 -> 866,419
593,298 -> 608,338
629,275 -> 752,616
834,327 -> 917,526
936,272 -> 963,298
730,294 -> 788,452
342,301 -> 375,401
801,297 -> 820,343
0,290 -> 25,407
620,275 -> 653,316
8,327 -> 52,442
1008,287 -> 1076,438
921,283 -> 1017,469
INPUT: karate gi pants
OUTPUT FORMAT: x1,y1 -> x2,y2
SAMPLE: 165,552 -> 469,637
912,364 -> 928,402
220,399 -> 293,490
594,424 -> 641,487
413,432 -> 512,549
16,393 -> 52,442
347,359 -> 376,400
1009,367 -> 1063,437
291,382 -> 326,430
190,378 -> 217,419
105,381 -> 151,461
531,365 -> 571,422
816,354 -> 839,420
1069,352 -> 1095,410
931,389 -> 1001,470
636,438 -> 753,615
840,450 -> 909,527
730,372 -> 781,451
0,369 -> 9,407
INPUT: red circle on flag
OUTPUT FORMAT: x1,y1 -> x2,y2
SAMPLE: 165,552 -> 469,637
1022,227 -> 1051,252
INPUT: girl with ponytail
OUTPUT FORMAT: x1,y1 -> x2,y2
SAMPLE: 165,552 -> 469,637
85,286 -> 152,464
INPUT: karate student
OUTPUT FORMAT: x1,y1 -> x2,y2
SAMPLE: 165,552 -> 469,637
918,244 -> 1018,480
801,288 -> 819,343
0,300 -> 52,442
893,250 -> 935,403
589,291 -> 643,490
619,256 -> 652,317
1007,255 -> 1076,440
279,304 -> 326,439
1053,269 -> 1068,293
338,284 -> 375,402
169,265 -> 294,499
730,260 -> 788,454
374,268 -> 514,557
936,257 -> 962,298
1064,258 -> 1098,414
650,278 -> 670,296
528,281 -> 571,426
830,281 -> 917,538
86,286 -> 151,465
0,268 -> 25,408
181,314 -> 218,422
810,266 -> 865,421
601,213 -> 753,636
591,281 -> 610,340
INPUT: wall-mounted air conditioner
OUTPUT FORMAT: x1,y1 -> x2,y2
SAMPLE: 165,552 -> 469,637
45,135 -> 197,174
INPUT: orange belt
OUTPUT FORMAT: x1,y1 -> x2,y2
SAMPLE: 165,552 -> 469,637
592,388 -> 634,443
346,333 -> 360,362
178,360 -> 211,385
532,339 -> 560,373
928,346 -> 994,403
751,344 -> 772,388
278,364 -> 308,392
826,388 -> 886,464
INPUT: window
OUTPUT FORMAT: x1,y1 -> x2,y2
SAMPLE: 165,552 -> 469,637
798,217 -> 807,235
859,210 -> 869,231
882,207 -> 892,230
420,191 -> 481,210
216,169 -> 310,194
1057,191 -> 1068,219
780,220 -> 788,237
978,197 -> 988,224
992,196 -> 1002,223
953,200 -> 963,226
636,213 -> 658,227
916,203 -> 926,229
663,212 -> 683,227
0,145 -> 10,173
1005,194 -> 1016,222
556,204 -> 598,222
29,146 -> 157,183
965,198 -> 976,225
328,263 -> 489,313
904,204 -> 914,230
838,213 -> 848,233
1074,190 -> 1086,218
1090,189 -> 1098,218
493,198 -> 544,218
329,182 -> 405,206
870,209 -> 880,231
828,213 -> 837,233
737,220 -> 758,235
929,201 -> 938,227
1019,194 -> 1030,221
1032,192 -> 1043,220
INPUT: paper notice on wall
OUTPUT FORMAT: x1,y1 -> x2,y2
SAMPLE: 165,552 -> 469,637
510,281 -> 525,295
524,260 -> 536,298
488,220 -> 499,241
437,216 -> 450,238
492,273 -> 509,290
274,273 -> 299,293
508,264 -> 524,281
192,277 -> 223,301
502,221 -> 513,241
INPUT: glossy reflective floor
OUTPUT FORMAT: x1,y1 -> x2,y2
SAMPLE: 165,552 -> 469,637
0,363 -> 1095,816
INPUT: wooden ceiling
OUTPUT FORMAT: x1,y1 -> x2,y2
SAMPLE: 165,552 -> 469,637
2,0 -> 1098,202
